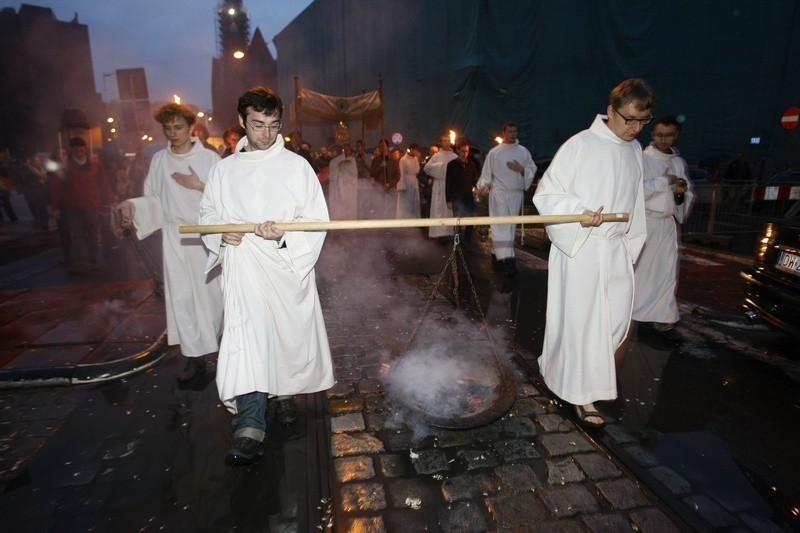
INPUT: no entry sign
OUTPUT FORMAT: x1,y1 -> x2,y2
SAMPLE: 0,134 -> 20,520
781,106 -> 800,130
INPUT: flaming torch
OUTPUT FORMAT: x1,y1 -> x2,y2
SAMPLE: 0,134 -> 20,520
449,129 -> 457,145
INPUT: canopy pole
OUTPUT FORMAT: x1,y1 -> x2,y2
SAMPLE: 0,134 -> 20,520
294,76 -> 302,137
179,213 -> 629,234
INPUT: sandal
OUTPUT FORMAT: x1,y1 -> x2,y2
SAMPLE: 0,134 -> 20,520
575,405 -> 605,429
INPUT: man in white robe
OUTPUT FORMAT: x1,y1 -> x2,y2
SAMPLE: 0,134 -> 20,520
199,87 -> 334,465
477,122 -> 537,275
532,79 -> 652,429
424,134 -> 457,241
633,115 -> 694,333
115,103 -> 223,382
396,143 -> 421,219
327,143 -> 358,220
354,140 -> 373,218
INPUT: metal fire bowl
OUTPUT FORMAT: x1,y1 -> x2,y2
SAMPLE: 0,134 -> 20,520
387,345 -> 517,429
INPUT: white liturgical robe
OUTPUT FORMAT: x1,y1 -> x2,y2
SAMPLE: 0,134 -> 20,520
396,153 -> 421,219
632,145 -> 695,323
423,149 -> 457,237
477,140 -> 537,259
129,138 -> 223,357
200,136 -> 334,412
533,115 -> 646,405
328,152 -> 359,220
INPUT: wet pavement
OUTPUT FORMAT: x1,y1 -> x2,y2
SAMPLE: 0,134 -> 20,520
1,192 -> 798,531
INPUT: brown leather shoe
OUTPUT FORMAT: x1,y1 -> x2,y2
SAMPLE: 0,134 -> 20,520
177,356 -> 206,382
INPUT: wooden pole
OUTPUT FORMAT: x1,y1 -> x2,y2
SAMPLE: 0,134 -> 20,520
179,213 -> 629,234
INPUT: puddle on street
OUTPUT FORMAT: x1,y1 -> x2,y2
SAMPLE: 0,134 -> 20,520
0,350 -> 326,531
507,269 -> 799,531
608,330 -> 797,530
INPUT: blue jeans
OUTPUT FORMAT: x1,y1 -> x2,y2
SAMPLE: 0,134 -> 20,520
233,392 -> 269,442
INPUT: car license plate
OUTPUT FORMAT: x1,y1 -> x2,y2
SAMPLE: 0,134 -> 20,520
775,251 -> 800,276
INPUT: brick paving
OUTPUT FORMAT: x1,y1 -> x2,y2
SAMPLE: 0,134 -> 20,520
318,243 -> 683,532
1,210 -> 768,530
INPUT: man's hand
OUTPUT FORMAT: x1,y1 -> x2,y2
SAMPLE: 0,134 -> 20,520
254,221 -> 284,241
506,159 -> 524,174
171,166 -> 204,192
222,232 -> 245,246
114,201 -> 135,228
580,206 -> 604,227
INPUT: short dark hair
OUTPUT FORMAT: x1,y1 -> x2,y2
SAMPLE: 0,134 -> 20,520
653,114 -> 681,132
69,137 -> 87,148
238,86 -> 283,121
408,142 -> 420,151
223,125 -> 246,139
609,78 -> 656,112
502,122 -> 517,132
154,103 -> 196,126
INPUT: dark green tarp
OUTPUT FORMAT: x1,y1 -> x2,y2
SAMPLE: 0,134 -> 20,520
274,0 -> 800,168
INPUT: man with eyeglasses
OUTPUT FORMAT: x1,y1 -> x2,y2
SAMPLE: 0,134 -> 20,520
199,86 -> 334,465
632,115 -> 694,338
476,122 -> 537,275
533,78 -> 652,429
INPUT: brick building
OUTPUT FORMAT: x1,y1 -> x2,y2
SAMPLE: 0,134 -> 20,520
0,4 -> 103,156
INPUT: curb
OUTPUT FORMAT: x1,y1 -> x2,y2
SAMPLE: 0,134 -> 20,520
679,242 -> 752,266
0,331 -> 169,389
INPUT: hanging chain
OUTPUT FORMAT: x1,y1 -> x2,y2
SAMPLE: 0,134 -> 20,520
399,224 -> 502,364
450,233 -> 460,306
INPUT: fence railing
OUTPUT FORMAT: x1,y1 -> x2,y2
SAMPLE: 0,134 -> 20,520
681,182 -> 800,251
519,181 -> 800,254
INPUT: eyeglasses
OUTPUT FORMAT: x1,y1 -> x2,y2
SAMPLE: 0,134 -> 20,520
246,120 -> 281,133
613,107 -> 653,125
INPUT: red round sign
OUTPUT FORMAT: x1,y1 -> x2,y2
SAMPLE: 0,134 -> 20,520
781,106 -> 800,130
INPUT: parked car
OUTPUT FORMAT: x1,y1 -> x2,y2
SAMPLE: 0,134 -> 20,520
740,217 -> 800,338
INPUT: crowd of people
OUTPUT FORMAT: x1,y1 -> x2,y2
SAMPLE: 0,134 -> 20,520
0,140 -> 148,273
1,78 -> 701,458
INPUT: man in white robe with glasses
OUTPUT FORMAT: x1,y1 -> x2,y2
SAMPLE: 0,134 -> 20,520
200,86 -> 333,466
533,79 -> 651,429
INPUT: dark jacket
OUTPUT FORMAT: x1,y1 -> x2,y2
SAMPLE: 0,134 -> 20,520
445,156 -> 478,203
370,153 -> 400,189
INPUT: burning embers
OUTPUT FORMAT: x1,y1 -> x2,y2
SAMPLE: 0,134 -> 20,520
385,341 -> 516,429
